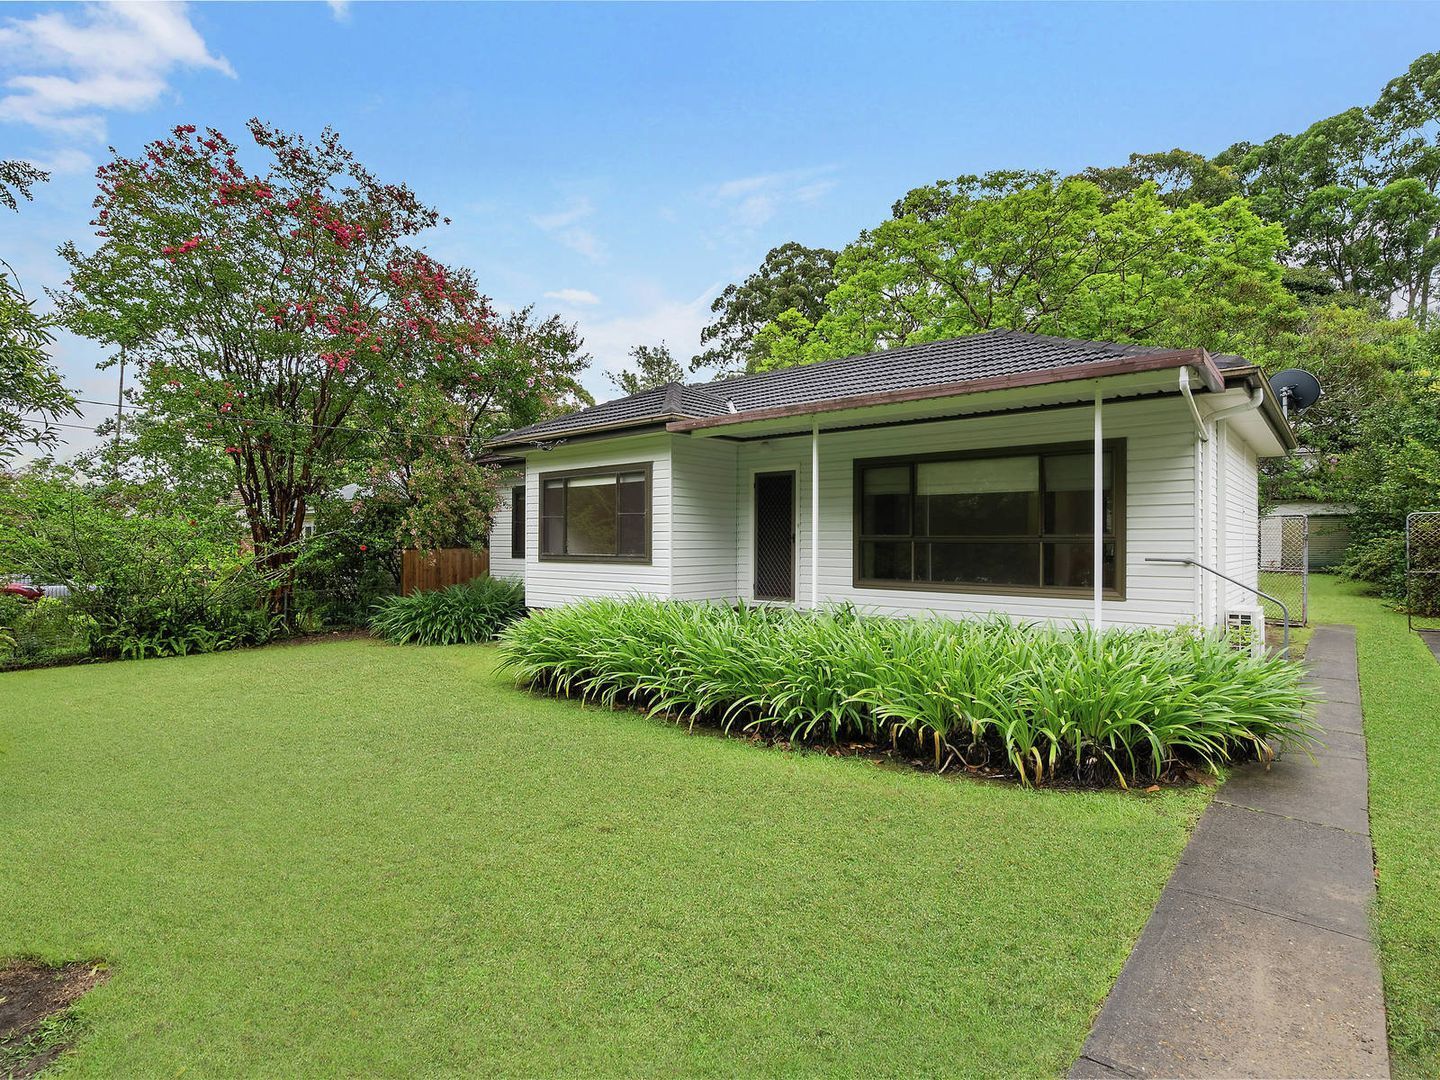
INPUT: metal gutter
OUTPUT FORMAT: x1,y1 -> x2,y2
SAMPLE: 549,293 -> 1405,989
485,417 -> 682,451
666,349 -> 1223,434
1220,366 -> 1298,451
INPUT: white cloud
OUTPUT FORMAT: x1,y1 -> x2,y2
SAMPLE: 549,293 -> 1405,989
0,2 -> 234,140
326,0 -> 352,22
570,284 -> 721,400
530,195 -> 606,263
531,196 -> 592,231
557,228 -> 603,262
705,167 -> 838,231
22,146 -> 94,175
544,288 -> 601,306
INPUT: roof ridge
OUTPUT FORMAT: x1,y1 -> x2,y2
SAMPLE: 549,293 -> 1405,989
661,381 -> 684,414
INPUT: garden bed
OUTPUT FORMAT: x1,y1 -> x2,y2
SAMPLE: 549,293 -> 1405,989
0,960 -> 109,1078
500,599 -> 1317,787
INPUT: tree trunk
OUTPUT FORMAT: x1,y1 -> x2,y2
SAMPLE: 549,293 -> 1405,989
243,489 -> 307,623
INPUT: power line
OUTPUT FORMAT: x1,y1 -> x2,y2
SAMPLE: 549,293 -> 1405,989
14,419 -> 103,433
65,397 -> 503,448
18,405 -> 523,456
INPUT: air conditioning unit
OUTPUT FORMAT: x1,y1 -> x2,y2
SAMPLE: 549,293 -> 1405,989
1225,609 -> 1265,655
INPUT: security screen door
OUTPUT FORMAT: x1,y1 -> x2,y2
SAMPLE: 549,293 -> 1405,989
753,471 -> 796,601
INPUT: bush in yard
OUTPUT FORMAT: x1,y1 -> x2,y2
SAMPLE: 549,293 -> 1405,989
289,497 -> 403,630
0,596 -> 93,669
369,577 -> 524,646
0,467 -> 278,663
498,599 -> 1317,787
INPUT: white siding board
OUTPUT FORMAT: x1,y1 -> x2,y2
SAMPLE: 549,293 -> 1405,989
669,437 -> 740,600
1221,423 -> 1261,614
487,470 -> 526,582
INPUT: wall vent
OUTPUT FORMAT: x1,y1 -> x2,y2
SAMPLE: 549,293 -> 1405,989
1225,610 -> 1262,654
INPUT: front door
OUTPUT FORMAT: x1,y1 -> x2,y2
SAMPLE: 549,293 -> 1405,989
753,471 -> 795,601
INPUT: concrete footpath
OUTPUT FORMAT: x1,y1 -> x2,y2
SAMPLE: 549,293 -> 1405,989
1420,629 -> 1440,666
1070,625 -> 1389,1079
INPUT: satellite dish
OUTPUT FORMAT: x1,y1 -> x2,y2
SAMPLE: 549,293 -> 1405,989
1269,368 -> 1322,418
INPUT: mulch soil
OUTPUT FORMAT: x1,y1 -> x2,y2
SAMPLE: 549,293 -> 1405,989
0,960 -> 108,1079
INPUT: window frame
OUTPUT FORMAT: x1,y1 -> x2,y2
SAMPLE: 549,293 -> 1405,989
509,483 -> 526,561
537,461 -> 654,564
851,439 -> 1126,599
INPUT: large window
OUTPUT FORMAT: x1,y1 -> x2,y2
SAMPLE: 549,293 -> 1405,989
539,464 -> 651,561
854,441 -> 1124,595
510,484 -> 526,560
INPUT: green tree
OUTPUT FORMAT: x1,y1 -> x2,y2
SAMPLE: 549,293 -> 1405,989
0,159 -> 46,212
1210,54 -> 1440,324
476,305 -> 593,433
1256,305 -> 1422,503
0,162 -> 78,462
349,305 -> 594,552
694,242 -> 838,375
1,263 -> 79,462
1334,355 -> 1440,599
358,386 -> 501,551
1077,149 -> 1240,208
608,342 -> 683,395
0,463 -> 271,659
1227,113 -> 1440,319
758,176 -> 1296,367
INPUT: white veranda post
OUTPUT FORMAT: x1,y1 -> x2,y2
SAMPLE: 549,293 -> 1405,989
1093,386 -> 1104,630
811,417 -> 820,609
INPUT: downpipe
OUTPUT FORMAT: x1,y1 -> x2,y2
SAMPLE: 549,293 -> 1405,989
1178,367 -> 1208,441
1209,387 -> 1265,424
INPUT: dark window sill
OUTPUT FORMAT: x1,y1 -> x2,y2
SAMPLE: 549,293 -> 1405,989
853,578 -> 1126,601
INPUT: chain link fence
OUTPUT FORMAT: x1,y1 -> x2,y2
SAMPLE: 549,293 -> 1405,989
1407,512 -> 1440,632
1259,514 -> 1308,626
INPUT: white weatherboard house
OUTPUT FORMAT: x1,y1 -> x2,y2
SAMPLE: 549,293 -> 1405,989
485,331 -> 1295,634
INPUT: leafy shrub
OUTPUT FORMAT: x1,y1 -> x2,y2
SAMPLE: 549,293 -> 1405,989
0,467 -> 278,664
499,599 -> 1317,787
1339,531 -> 1411,605
290,497 -> 403,629
0,593 -> 26,664
369,577 -> 525,646
0,596 -> 93,669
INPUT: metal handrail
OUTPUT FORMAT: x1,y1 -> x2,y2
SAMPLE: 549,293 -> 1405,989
1145,556 -> 1291,654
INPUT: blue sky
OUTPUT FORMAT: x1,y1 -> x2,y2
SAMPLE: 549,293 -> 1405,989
4,1 -> 1439,455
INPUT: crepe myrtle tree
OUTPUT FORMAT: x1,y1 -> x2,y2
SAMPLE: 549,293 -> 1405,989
57,122 -> 571,608
356,386 -> 501,552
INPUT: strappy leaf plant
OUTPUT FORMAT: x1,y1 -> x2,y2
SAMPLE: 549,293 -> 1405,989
499,598 -> 1317,786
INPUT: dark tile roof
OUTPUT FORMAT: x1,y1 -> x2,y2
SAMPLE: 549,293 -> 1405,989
493,381 -> 731,444
487,330 -> 1248,447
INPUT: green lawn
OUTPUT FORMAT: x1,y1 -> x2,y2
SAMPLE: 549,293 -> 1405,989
1307,575 -> 1440,1079
0,640 -> 1209,1077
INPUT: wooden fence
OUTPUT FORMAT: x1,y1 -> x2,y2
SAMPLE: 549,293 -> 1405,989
401,548 -> 490,596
